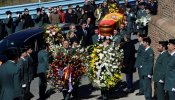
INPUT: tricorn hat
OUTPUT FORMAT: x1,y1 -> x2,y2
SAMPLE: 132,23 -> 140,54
6,10 -> 12,15
168,39 -> 175,45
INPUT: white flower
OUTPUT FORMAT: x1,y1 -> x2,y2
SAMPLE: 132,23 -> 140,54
99,53 -> 104,59
46,30 -> 50,33
103,51 -> 107,54
112,65 -> 118,68
80,48 -> 84,52
52,31 -> 56,35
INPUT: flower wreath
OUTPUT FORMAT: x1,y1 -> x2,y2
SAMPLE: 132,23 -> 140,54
88,43 -> 124,89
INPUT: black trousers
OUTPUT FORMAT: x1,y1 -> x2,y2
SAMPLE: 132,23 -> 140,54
38,73 -> 47,99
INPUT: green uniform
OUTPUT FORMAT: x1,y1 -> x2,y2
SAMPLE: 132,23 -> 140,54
136,9 -> 147,34
0,60 -> 20,100
3,17 -> 13,35
27,54 -> 34,82
134,44 -> 145,94
37,49 -> 49,99
92,34 -> 98,44
17,58 -> 29,95
125,11 -> 135,34
37,50 -> 49,74
153,51 -> 170,100
140,47 -> 154,100
112,34 -> 122,44
164,52 -> 175,100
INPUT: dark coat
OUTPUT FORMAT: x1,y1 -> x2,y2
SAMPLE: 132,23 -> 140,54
122,41 -> 136,74
65,12 -> 77,24
147,2 -> 158,15
22,14 -> 34,29
76,28 -> 91,47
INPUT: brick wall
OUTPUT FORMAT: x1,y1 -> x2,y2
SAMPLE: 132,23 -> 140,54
149,0 -> 175,58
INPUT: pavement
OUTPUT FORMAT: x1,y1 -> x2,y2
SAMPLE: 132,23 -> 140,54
30,72 -> 146,100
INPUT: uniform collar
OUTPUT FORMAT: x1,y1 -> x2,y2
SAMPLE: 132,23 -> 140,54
145,46 -> 150,51
170,51 -> 175,56
161,50 -> 166,54
21,57 -> 26,60
9,60 -> 15,63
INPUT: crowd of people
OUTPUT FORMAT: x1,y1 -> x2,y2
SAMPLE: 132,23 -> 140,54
1,0 -> 175,100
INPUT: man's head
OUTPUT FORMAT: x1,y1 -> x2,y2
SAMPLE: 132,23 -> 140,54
94,28 -> 99,34
48,7 -> 52,13
85,0 -> 89,5
5,47 -> 19,61
41,7 -> 45,14
113,29 -> 118,35
137,33 -> 145,42
6,10 -> 12,18
157,41 -> 168,52
81,21 -> 87,29
119,23 -> 125,30
72,41 -> 79,48
24,8 -> 29,15
86,17 -> 91,24
143,37 -> 151,48
69,24 -> 76,32
62,40 -> 69,49
53,7 -> 57,13
167,39 -> 175,53
36,8 -> 41,14
58,5 -> 63,10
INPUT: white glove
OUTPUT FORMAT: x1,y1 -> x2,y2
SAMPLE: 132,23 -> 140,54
22,84 -> 26,88
140,66 -> 142,68
172,88 -> 175,92
147,75 -> 152,78
159,80 -> 164,83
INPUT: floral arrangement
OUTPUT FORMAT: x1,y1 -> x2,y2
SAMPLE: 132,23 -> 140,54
87,43 -> 124,89
44,24 -> 64,44
135,16 -> 151,27
108,2 -> 119,13
47,44 -> 87,91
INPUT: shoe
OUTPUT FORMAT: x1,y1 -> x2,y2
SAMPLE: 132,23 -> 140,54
135,92 -> 144,96
125,89 -> 134,93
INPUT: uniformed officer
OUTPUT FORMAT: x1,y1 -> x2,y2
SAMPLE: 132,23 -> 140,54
3,10 -> 14,35
153,41 -> 170,100
0,47 -> 20,100
26,46 -> 34,90
34,8 -> 44,27
37,43 -> 49,100
125,5 -> 136,34
164,39 -> 175,100
135,33 -> 146,96
14,11 -> 24,32
17,47 -> 29,99
113,29 -> 122,44
92,27 -> 99,44
140,37 -> 154,100
136,2 -> 147,35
